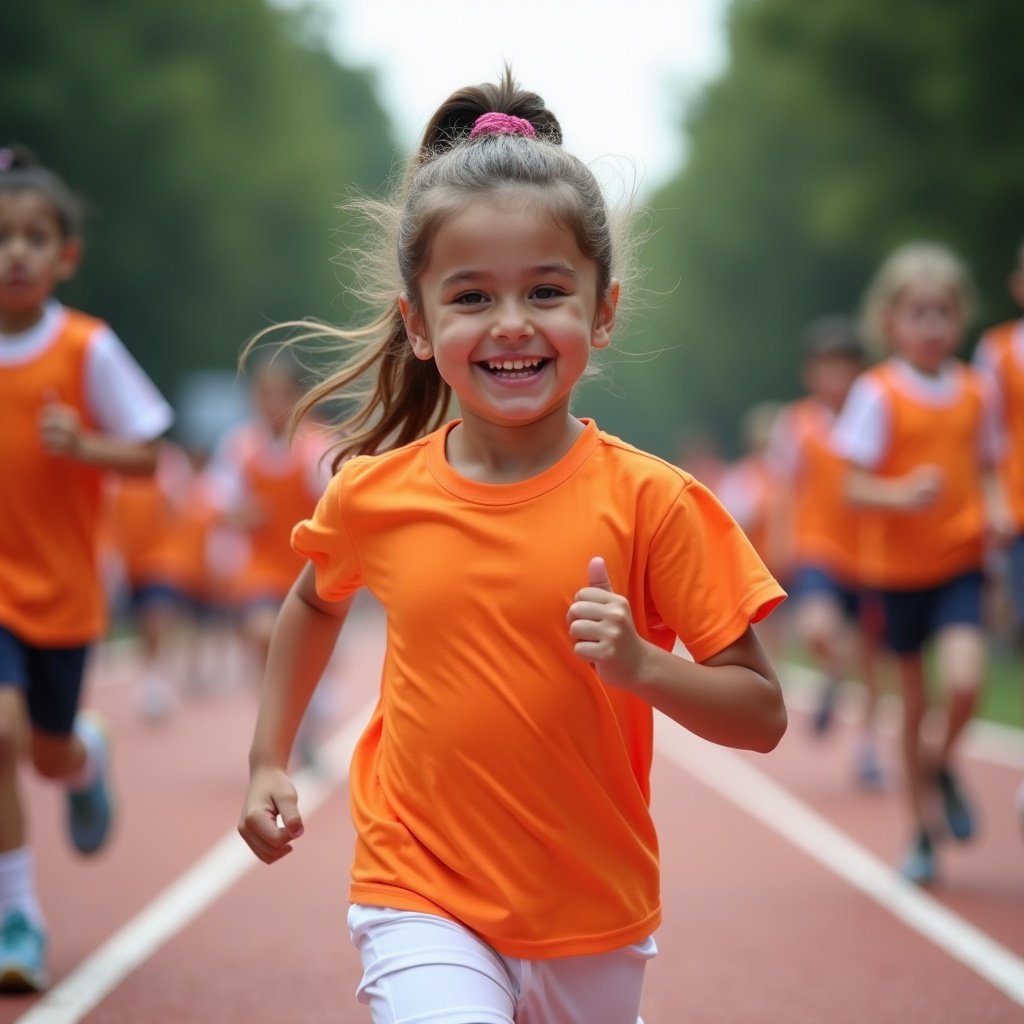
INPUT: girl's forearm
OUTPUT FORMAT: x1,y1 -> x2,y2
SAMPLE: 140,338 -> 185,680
75,434 -> 160,474
628,642 -> 787,753
248,587 -> 352,770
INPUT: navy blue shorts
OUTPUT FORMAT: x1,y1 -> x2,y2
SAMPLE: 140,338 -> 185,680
0,625 -> 89,736
130,581 -> 190,614
790,565 -> 862,621
1008,534 -> 1024,630
879,570 -> 985,655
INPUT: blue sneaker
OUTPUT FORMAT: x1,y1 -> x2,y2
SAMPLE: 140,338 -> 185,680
899,829 -> 936,885
936,767 -> 974,842
67,712 -> 114,855
0,910 -> 47,993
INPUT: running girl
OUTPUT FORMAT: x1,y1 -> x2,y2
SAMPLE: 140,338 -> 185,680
238,72 -> 787,1024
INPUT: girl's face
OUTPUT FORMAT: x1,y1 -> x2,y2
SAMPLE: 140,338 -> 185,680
884,278 -> 965,374
401,190 -> 617,433
0,190 -> 79,331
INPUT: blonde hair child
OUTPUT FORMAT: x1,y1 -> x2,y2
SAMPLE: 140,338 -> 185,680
833,242 -> 1007,883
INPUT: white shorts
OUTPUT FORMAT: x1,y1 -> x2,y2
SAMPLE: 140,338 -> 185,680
348,903 -> 657,1024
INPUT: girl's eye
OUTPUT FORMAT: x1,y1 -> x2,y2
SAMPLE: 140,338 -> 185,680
453,291 -> 487,306
533,285 -> 565,300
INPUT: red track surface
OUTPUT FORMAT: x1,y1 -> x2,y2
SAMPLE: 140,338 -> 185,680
3,599 -> 1022,1023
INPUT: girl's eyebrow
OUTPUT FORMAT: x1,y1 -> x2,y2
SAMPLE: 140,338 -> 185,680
440,263 -> 578,288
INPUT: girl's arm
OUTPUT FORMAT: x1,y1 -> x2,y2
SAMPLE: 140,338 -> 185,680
845,464 -> 943,511
238,562 -> 353,864
568,558 -> 786,753
39,401 -> 160,475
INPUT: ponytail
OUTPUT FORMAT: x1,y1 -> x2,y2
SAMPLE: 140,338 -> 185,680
254,66 -> 621,471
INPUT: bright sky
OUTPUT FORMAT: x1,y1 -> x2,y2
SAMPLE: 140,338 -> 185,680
305,0 -> 731,196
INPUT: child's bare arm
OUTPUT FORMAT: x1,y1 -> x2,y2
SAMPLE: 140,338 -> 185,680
845,464 -> 943,511
239,563 -> 353,863
39,400 -> 159,474
568,557 -> 787,753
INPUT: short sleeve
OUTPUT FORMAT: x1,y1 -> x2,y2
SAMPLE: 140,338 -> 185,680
832,375 -> 889,468
85,328 -> 174,441
646,478 -> 786,663
291,467 -> 363,601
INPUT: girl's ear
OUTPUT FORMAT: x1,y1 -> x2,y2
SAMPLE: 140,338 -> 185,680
56,236 -> 82,283
591,279 -> 619,351
399,293 -> 433,361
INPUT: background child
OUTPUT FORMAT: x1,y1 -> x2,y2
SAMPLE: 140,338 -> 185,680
716,401 -> 786,657
767,316 -> 885,787
832,242 -> 1005,884
0,145 -> 173,990
972,237 -> 1024,831
237,71 -> 787,1024
102,438 -> 198,722
206,350 -> 332,763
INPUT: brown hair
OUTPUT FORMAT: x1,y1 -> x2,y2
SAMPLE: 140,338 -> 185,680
0,144 -> 83,237
249,68 -> 630,471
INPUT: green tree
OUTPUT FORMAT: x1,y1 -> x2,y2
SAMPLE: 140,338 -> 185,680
584,0 -> 1024,460
1,1 -> 396,406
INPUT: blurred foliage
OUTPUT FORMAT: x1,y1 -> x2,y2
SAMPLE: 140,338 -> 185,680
582,0 -> 1024,461
1,0 -> 396,407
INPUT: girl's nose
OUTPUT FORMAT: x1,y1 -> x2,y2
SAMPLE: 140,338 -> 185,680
491,302 -> 534,341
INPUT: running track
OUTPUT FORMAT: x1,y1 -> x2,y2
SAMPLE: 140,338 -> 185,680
3,596 -> 1022,1023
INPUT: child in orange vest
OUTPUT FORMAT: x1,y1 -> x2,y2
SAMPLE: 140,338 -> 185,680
972,238 -> 1024,832
768,317 -> 885,788
833,242 -> 1008,883
0,146 -> 173,989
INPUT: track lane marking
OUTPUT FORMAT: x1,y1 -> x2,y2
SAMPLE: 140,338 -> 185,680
15,702 -> 374,1024
654,713 -> 1024,1007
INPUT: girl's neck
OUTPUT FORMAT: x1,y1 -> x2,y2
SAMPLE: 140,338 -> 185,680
0,304 -> 47,336
446,409 -> 586,485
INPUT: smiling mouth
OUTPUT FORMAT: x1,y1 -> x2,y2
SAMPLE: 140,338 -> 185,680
480,357 -> 550,378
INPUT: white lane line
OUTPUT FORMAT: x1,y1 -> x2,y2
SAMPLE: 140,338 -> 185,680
654,714 -> 1024,1007
16,703 -> 373,1024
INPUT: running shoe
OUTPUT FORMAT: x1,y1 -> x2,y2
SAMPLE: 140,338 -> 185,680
810,678 -> 839,735
899,829 -> 936,885
67,711 -> 114,855
0,910 -> 47,992
935,767 -> 974,842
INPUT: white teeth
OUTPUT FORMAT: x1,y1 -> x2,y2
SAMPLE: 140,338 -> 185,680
486,357 -> 543,371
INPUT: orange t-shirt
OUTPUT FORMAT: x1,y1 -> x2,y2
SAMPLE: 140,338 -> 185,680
845,362 -> 988,589
771,398 -> 864,585
976,319 -> 1024,530
293,419 -> 784,959
0,310 -> 107,645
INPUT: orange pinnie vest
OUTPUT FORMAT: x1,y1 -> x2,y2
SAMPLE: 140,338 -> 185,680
982,320 -> 1024,530
0,309 -> 108,644
856,362 -> 987,589
785,399 -> 863,584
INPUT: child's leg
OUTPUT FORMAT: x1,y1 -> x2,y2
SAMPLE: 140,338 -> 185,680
518,936 -> 655,1024
0,688 -> 28,855
894,652 -> 928,825
933,624 -> 985,764
347,904 -> 516,1024
795,583 -> 851,735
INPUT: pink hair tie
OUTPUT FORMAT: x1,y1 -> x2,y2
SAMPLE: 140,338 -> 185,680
469,112 -> 537,140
